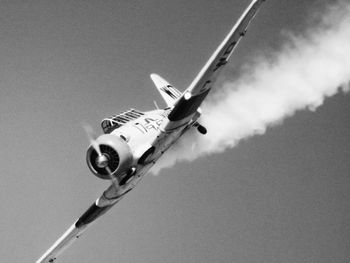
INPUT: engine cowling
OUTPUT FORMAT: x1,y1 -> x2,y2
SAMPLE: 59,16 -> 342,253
86,134 -> 133,180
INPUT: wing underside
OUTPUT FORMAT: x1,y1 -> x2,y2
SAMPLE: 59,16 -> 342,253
36,185 -> 130,263
165,0 -> 266,128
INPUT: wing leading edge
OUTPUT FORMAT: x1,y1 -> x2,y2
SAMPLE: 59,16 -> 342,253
166,0 -> 266,126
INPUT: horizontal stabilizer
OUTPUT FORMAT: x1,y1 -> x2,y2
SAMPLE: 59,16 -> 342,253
150,74 -> 182,107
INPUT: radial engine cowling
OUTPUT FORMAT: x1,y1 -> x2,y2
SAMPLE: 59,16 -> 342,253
86,134 -> 133,180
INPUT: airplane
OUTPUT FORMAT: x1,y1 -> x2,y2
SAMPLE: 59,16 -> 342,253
36,0 -> 266,262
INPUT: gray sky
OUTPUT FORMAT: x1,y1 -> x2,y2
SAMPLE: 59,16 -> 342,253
1,1 -> 349,263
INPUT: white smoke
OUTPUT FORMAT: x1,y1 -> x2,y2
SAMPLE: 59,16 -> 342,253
151,1 -> 350,174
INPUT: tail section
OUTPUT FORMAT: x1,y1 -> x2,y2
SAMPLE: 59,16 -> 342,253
150,74 -> 182,107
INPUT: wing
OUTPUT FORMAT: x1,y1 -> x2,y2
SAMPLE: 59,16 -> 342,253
36,184 -> 130,263
165,0 -> 266,129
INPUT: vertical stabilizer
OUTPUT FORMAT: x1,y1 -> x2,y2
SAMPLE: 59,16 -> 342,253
150,74 -> 182,107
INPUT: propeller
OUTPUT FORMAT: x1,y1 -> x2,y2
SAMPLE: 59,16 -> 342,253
83,123 -> 120,189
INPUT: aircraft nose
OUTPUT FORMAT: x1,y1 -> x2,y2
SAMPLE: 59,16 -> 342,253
96,154 -> 109,168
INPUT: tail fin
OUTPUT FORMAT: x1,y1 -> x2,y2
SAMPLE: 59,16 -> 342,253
150,74 -> 182,107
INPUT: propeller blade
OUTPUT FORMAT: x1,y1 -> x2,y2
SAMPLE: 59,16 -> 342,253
83,123 -> 102,157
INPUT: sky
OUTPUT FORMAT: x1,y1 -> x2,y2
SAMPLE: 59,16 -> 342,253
0,1 -> 349,263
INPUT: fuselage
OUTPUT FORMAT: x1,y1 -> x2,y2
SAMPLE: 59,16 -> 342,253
95,108 -> 195,205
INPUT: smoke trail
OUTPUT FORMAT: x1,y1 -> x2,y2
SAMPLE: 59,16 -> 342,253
151,1 -> 350,174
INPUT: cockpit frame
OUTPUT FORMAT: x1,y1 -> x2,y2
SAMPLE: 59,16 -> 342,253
101,109 -> 144,134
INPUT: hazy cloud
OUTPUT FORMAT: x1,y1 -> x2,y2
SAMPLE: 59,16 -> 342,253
152,1 -> 350,174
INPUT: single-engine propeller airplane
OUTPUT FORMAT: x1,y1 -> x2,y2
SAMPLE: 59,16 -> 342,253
36,0 -> 266,262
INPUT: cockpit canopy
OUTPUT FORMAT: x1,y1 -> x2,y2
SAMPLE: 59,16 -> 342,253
101,108 -> 144,134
